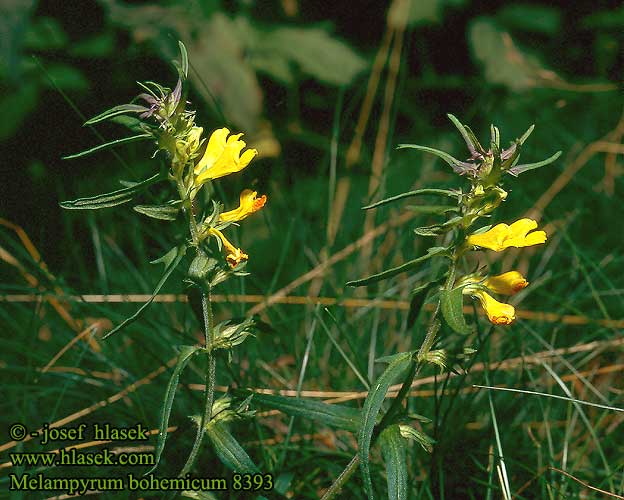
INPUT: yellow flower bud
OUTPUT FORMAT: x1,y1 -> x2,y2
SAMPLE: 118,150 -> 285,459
484,271 -> 528,295
472,290 -> 516,325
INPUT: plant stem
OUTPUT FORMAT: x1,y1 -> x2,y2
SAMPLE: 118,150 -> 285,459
179,287 -> 216,476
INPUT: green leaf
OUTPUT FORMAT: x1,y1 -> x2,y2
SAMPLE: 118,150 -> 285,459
497,4 -> 561,35
347,247 -> 447,287
84,104 -> 150,125
379,425 -> 407,500
358,353 -> 414,500
23,16 -> 67,50
363,189 -> 458,210
206,421 -> 258,473
60,172 -> 163,210
62,133 -> 152,159
178,40 -> 189,78
0,83 -> 38,140
405,205 -> 458,215
397,144 -> 477,175
146,345 -> 203,474
134,203 -> 180,221
447,113 -> 484,156
507,150 -> 562,176
243,392 -> 360,432
102,245 -> 186,340
440,287 -> 472,335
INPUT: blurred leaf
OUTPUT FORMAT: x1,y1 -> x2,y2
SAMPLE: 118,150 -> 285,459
0,82 -> 38,140
69,33 -> 116,57
497,4 -> 561,35
245,392 -> 361,432
582,5 -> 624,29
0,0 -> 36,79
23,16 -> 67,50
469,18 -> 543,91
389,0 -> 441,28
250,25 -> 367,86
440,287 -> 472,335
206,421 -> 259,473
41,64 -> 88,91
358,352 -> 414,500
147,344 -> 202,474
60,172 -> 163,210
379,425 -> 407,500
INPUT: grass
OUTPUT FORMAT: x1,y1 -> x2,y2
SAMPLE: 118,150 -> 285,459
2,15 -> 623,500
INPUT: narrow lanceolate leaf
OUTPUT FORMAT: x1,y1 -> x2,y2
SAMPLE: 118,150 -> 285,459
83,104 -> 149,125
440,287 -> 472,335
133,203 -> 180,221
347,247 -> 447,287
379,425 -> 407,500
363,189 -> 458,210
245,392 -> 360,432
507,150 -> 562,176
178,40 -> 189,78
102,245 -> 186,340
397,144 -> 477,176
206,421 -> 258,473
146,345 -> 202,474
60,172 -> 163,210
62,133 -> 152,159
447,113 -> 483,157
358,352 -> 414,500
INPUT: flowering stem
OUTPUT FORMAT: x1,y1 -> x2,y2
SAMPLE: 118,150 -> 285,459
179,287 -> 216,476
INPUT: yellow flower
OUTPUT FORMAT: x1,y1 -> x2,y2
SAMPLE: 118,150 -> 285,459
219,189 -> 267,223
193,128 -> 258,184
208,228 -> 248,268
484,271 -> 528,295
467,218 -> 547,251
472,289 -> 516,325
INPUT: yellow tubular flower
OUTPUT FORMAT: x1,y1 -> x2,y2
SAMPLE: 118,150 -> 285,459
219,189 -> 267,223
472,290 -> 516,325
467,218 -> 547,251
208,228 -> 248,268
484,271 -> 529,295
193,128 -> 258,184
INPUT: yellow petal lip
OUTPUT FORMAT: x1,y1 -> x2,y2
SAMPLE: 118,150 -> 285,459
484,271 -> 529,295
473,290 -> 516,325
219,189 -> 267,223
467,218 -> 547,251
193,128 -> 258,184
